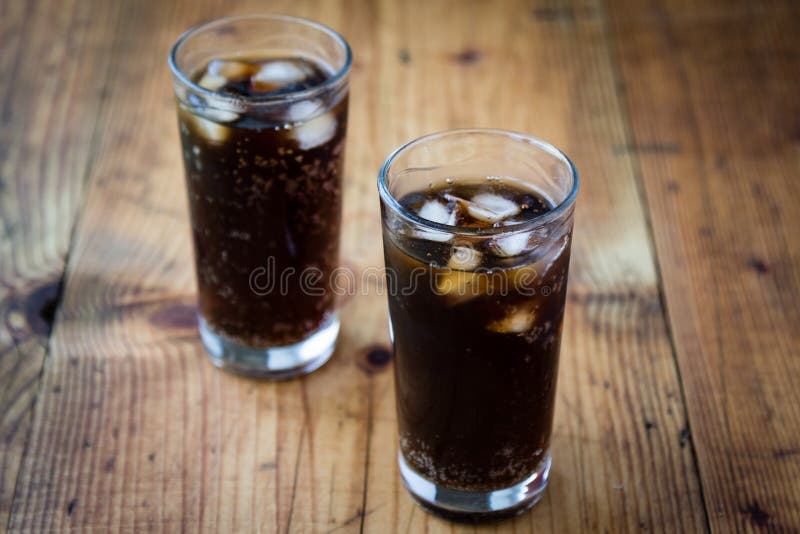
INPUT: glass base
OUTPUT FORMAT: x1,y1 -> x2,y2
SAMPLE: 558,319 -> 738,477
398,451 -> 551,522
198,314 -> 339,379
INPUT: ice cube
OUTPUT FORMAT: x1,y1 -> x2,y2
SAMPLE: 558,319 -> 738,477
464,203 -> 500,222
491,232 -> 530,257
291,111 -> 337,149
188,109 -> 238,143
191,116 -> 230,143
447,245 -> 482,270
198,108 -> 239,123
435,269 -> 490,305
411,200 -> 456,242
286,100 -> 323,122
252,60 -> 308,86
198,73 -> 227,91
198,60 -> 254,91
413,229 -> 453,242
443,193 -> 488,221
486,305 -> 536,334
207,59 -> 254,80
417,200 -> 456,225
251,79 -> 280,93
467,193 -> 520,223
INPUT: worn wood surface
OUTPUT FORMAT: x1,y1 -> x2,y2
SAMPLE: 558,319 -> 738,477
608,0 -> 800,530
0,0 -> 122,527
0,0 -> 797,532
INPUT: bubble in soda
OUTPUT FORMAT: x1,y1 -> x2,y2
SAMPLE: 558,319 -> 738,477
175,53 -> 349,348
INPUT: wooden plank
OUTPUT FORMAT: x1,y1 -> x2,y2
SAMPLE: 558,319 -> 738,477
0,0 -> 122,527
608,0 -> 800,531
6,0 -> 713,532
7,0 -> 378,532
363,0 -> 707,531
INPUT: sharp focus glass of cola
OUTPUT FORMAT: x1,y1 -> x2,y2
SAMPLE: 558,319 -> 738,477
378,130 -> 579,520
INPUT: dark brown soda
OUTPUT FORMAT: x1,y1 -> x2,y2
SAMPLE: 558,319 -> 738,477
384,180 -> 571,491
177,56 -> 348,347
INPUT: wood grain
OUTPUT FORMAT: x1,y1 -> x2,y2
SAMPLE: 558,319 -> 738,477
608,0 -> 800,530
0,0 -> 122,527
7,0 -> 706,531
363,0 -> 707,531
5,0 -> 799,531
7,0 -> 377,532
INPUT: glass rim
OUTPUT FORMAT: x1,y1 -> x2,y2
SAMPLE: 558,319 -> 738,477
168,13 -> 352,107
377,129 -> 580,237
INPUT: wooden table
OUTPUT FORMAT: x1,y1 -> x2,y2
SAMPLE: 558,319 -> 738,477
2,0 -> 798,531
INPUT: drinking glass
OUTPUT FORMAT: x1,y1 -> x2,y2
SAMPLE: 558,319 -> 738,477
378,129 -> 578,519
169,15 -> 351,378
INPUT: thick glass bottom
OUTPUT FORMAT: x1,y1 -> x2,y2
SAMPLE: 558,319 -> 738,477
198,313 -> 339,379
398,450 -> 551,522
